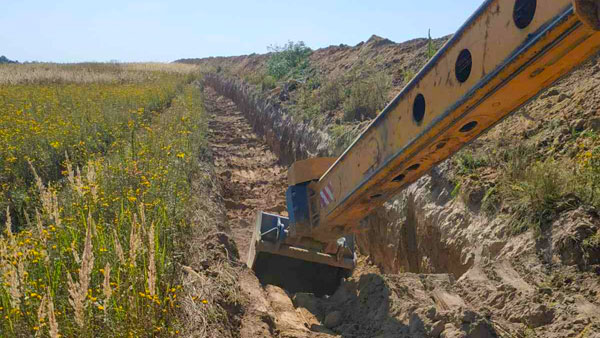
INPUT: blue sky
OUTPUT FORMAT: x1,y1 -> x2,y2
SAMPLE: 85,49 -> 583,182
1,0 -> 484,63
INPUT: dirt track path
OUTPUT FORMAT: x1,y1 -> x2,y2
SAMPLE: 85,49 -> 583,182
205,86 -> 287,263
204,87 -> 336,338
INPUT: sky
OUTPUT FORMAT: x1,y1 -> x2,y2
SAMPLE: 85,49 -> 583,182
1,0 -> 484,63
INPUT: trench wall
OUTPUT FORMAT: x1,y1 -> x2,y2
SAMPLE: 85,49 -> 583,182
204,74 -> 331,165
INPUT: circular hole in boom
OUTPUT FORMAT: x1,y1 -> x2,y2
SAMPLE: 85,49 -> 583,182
513,0 -> 536,29
460,121 -> 478,133
413,94 -> 426,124
406,163 -> 420,171
455,49 -> 472,83
392,174 -> 405,182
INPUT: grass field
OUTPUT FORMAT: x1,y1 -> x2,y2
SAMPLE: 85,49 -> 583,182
0,63 -> 211,337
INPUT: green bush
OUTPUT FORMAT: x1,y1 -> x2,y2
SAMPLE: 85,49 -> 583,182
261,75 -> 276,90
295,84 -> 321,122
266,41 -> 312,80
244,73 -> 262,86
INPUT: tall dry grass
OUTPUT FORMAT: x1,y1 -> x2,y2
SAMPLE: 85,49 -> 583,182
0,62 -> 199,84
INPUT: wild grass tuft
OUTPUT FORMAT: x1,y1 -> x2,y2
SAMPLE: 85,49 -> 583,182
455,151 -> 488,176
499,159 -> 569,235
342,70 -> 391,121
319,76 -> 344,111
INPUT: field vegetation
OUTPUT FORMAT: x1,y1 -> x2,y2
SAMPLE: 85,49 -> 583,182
0,63 -> 225,337
0,62 -> 198,85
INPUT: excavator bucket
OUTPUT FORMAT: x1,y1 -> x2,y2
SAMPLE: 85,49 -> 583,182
246,158 -> 356,294
247,211 -> 354,296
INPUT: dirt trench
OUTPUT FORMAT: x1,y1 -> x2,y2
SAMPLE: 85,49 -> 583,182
204,85 -> 521,338
204,79 -> 600,338
203,86 -> 509,338
205,86 -> 338,338
203,75 -> 600,337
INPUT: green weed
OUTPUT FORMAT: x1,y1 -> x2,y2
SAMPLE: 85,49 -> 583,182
455,151 -> 488,176
500,160 -> 570,235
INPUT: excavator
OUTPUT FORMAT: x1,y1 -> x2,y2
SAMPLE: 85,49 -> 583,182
247,0 -> 600,293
